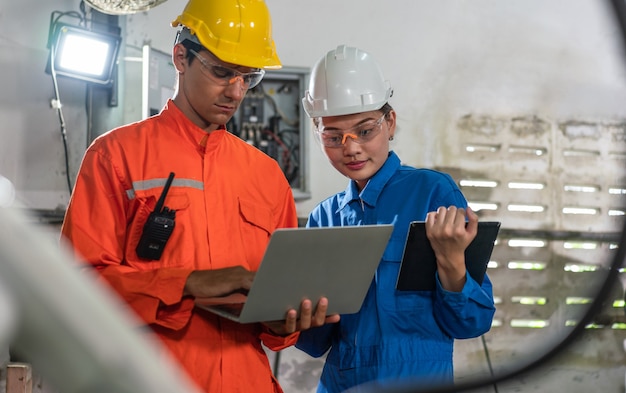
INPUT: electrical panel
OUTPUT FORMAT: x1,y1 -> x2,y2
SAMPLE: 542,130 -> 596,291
227,67 -> 310,200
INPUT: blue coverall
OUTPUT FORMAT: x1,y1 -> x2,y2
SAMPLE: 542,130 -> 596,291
296,151 -> 496,393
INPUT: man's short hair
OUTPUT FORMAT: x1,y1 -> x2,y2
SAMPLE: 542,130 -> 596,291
174,27 -> 201,46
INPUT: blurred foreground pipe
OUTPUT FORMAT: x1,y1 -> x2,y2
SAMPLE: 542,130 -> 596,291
0,207 -> 201,393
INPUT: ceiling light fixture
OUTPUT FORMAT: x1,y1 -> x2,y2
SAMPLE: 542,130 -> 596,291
83,0 -> 169,15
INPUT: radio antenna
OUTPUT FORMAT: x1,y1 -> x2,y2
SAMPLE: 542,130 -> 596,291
154,172 -> 175,213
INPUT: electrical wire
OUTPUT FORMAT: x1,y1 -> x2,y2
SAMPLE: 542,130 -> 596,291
262,128 -> 298,182
480,335 -> 499,393
48,6 -> 90,196
243,81 -> 301,184
260,83 -> 299,128
277,129 -> 301,183
49,44 -> 73,196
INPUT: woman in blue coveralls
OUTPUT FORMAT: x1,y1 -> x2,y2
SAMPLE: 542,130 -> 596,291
295,45 -> 496,393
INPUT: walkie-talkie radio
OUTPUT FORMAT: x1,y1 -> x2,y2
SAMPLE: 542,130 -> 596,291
136,172 -> 176,260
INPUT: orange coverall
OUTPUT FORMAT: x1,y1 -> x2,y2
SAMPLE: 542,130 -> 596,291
61,100 -> 299,392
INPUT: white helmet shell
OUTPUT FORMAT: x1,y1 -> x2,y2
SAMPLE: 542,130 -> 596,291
302,45 -> 393,118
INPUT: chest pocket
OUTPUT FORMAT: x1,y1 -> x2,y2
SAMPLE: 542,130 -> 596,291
237,198 -> 273,269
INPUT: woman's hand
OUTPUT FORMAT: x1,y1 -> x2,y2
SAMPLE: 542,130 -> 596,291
425,205 -> 478,292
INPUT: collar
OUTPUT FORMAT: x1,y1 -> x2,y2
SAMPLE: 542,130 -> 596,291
160,100 -> 227,151
338,151 -> 401,210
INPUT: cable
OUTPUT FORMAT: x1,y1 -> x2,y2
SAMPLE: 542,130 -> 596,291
277,129 -> 301,183
262,129 -> 291,167
480,335 -> 499,393
47,8 -> 90,196
257,82 -> 299,128
86,84 -> 94,148
245,81 -> 302,183
49,45 -> 73,196
47,5 -> 93,196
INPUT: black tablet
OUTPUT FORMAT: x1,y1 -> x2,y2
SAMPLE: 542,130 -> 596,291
395,221 -> 501,291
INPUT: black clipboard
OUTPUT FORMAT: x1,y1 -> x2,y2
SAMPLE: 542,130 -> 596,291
395,221 -> 501,291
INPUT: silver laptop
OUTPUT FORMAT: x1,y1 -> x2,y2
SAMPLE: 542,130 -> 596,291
195,224 -> 394,323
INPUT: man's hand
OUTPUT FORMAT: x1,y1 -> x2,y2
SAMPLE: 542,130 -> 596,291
425,205 -> 479,292
261,297 -> 341,336
184,267 -> 255,298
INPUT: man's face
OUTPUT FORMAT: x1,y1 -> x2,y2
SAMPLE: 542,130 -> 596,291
173,43 -> 261,130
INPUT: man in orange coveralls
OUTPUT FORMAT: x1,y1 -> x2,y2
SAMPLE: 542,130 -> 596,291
60,1 -> 339,392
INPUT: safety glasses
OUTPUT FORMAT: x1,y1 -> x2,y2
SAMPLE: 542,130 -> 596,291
316,114 -> 387,148
189,49 -> 265,89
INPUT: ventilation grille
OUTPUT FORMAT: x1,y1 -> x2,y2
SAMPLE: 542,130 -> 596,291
448,114 -> 625,331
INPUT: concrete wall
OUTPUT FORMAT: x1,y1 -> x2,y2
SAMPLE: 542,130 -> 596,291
0,0 -> 625,392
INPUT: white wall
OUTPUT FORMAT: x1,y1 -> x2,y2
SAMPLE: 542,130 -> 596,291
0,0 -> 81,210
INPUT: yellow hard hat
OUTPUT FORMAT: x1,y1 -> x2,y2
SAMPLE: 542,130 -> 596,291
171,0 -> 282,70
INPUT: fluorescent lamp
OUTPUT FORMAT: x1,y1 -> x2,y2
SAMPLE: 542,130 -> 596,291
507,261 -> 547,270
508,181 -> 545,190
49,24 -> 121,85
464,144 -> 500,153
508,239 -> 546,248
468,202 -> 499,211
459,179 -> 498,188
510,319 -> 549,328
507,204 -> 545,212
562,207 -> 599,215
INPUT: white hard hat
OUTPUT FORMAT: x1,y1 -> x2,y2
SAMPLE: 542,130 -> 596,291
302,45 -> 393,118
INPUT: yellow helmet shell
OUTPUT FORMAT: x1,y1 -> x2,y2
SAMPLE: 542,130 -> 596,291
172,0 -> 282,69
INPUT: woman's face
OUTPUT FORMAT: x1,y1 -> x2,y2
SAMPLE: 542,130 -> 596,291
317,110 -> 396,190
